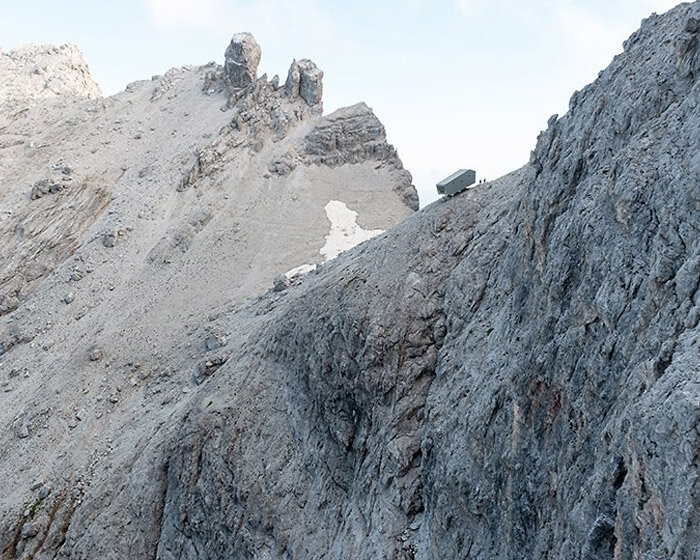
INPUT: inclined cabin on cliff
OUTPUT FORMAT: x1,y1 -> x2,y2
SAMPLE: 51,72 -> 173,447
436,169 -> 476,196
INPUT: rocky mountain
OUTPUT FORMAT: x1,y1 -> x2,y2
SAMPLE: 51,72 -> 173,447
0,33 -> 416,559
1,3 -> 700,559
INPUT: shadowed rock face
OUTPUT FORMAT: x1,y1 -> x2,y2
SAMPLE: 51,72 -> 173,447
2,4 -> 700,560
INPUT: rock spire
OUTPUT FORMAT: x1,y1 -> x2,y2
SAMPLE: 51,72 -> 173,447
223,32 -> 262,89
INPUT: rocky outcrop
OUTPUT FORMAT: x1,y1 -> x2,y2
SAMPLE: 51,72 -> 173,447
179,76 -> 318,191
269,102 -> 419,210
285,58 -> 323,106
29,164 -> 73,200
303,102 -> 397,165
223,32 -> 262,90
677,16 -> 700,78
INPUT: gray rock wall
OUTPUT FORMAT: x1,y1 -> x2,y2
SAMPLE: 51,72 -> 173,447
2,4 -> 699,559
269,102 -> 419,210
285,59 -> 323,106
151,4 -> 700,559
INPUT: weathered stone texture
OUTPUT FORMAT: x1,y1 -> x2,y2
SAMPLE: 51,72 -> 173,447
150,4 -> 700,559
0,44 -> 101,111
2,4 -> 699,560
285,58 -> 323,106
270,102 -> 419,210
224,32 -> 262,89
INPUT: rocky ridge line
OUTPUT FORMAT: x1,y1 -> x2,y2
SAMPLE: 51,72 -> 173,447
0,33 -> 417,319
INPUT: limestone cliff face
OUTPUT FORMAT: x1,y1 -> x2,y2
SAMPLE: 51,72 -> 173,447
421,5 -> 700,557
1,4 -> 699,560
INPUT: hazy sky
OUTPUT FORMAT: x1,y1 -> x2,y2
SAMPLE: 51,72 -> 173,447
0,0 -> 681,204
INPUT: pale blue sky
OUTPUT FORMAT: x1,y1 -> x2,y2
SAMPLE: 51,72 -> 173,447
0,0 -> 680,204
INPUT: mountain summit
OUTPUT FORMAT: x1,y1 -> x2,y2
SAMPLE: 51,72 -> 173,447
0,44 -> 101,111
1,3 -> 700,559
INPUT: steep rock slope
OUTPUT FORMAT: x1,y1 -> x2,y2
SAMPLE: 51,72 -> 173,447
2,4 -> 699,560
0,35 -> 417,559
421,6 -> 700,558
153,4 -> 697,559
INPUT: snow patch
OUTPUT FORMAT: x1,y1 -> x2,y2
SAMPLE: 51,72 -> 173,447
321,200 -> 384,261
283,200 -> 384,279
285,263 -> 317,280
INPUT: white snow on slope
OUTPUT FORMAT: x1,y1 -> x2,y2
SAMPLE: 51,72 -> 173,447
321,200 -> 384,260
285,200 -> 384,279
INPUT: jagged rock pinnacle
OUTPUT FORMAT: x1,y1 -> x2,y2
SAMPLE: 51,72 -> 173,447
285,58 -> 323,106
223,32 -> 262,90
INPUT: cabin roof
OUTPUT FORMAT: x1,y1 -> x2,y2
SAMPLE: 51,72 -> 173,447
436,168 -> 474,187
